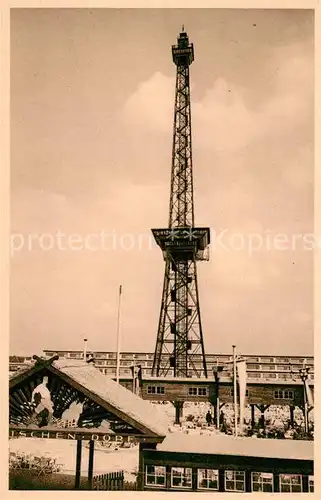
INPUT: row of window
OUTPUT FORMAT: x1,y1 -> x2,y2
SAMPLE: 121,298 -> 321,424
75,359 -> 314,376
247,364 -> 295,371
274,390 -> 294,399
44,351 -> 153,361
145,467 -> 314,493
146,386 -> 295,400
42,351 -> 313,364
188,387 -> 207,396
150,371 -> 312,380
13,356 -> 313,383
92,363 -> 314,382
147,386 -> 208,396
216,356 -> 312,364
247,364 -> 312,371
91,365 -> 314,386
95,353 -> 153,360
147,386 -> 165,394
10,362 -> 311,382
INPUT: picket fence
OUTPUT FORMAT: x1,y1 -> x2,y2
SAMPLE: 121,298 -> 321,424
93,471 -> 137,490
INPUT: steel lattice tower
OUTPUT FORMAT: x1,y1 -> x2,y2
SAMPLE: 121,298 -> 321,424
151,29 -> 210,378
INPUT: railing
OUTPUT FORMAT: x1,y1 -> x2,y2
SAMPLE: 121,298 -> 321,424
93,471 -> 124,490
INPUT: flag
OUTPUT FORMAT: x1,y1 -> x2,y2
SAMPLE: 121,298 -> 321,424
304,378 -> 314,407
237,359 -> 247,434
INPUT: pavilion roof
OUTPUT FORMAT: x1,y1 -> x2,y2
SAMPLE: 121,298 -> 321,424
10,356 -> 168,438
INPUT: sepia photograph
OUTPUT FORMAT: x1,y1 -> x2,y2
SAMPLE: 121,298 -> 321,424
8,7 -> 314,493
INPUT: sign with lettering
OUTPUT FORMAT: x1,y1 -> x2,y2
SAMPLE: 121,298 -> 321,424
9,426 -> 161,443
173,48 -> 191,55
9,427 -> 133,442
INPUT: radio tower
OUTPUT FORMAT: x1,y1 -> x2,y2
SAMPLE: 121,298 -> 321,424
152,28 -> 210,378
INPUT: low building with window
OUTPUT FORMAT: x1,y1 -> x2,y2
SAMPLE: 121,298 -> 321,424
141,433 -> 313,493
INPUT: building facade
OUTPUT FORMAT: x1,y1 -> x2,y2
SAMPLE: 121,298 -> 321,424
141,434 -> 314,493
10,350 -> 314,383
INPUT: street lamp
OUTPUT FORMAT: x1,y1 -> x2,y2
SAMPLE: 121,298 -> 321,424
232,345 -> 238,436
83,338 -> 88,361
299,363 -> 310,434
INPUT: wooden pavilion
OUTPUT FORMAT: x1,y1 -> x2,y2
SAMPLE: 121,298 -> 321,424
9,355 -> 167,489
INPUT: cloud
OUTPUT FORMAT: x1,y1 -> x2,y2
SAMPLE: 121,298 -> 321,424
122,72 -> 174,135
10,12 -> 313,356
121,45 -> 312,154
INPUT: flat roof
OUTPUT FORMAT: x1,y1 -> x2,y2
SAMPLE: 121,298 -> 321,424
142,376 -> 313,386
158,433 -> 313,461
41,350 -> 314,359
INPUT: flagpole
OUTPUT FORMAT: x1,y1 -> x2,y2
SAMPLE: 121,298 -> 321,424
232,345 -> 238,436
116,285 -> 122,384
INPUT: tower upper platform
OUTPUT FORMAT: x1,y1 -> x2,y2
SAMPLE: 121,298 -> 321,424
152,227 -> 210,261
172,30 -> 194,66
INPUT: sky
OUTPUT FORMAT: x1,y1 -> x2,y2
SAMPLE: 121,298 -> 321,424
10,8 -> 314,356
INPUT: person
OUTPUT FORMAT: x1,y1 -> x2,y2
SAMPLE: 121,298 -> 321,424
206,410 -> 212,426
86,353 -> 95,364
31,376 -> 54,427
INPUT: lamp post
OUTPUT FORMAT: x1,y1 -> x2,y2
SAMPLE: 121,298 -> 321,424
116,285 -> 122,384
299,363 -> 310,434
232,345 -> 238,436
83,338 -> 88,361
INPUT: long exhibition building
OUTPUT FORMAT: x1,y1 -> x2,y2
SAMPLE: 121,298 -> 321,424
10,350 -> 314,382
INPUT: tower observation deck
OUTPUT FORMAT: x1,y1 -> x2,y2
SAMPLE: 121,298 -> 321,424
151,29 -> 210,378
